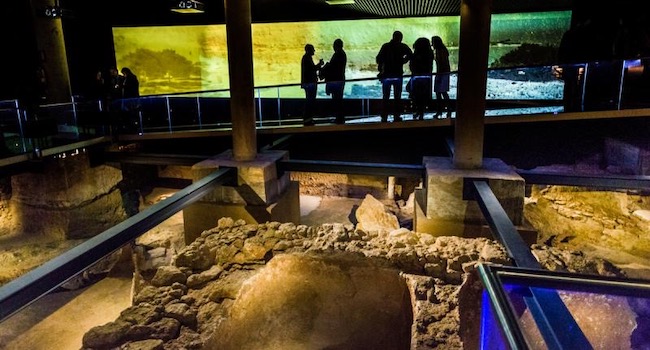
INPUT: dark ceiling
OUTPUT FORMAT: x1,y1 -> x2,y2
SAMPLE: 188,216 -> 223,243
59,0 -> 575,27
252,0 -> 573,18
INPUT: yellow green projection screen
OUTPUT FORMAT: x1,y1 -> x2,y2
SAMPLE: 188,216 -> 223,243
112,12 -> 570,96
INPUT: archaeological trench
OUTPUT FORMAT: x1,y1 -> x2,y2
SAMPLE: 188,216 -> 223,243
0,154 -> 649,349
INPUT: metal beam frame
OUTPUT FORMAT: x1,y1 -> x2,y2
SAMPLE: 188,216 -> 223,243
278,159 -> 425,178
470,180 -> 592,350
0,167 -> 236,322
517,170 -> 650,190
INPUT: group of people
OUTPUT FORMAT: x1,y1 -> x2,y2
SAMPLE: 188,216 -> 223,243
92,66 -> 140,111
301,39 -> 347,125
300,31 -> 451,126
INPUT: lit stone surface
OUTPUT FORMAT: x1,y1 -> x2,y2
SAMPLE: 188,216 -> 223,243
519,292 -> 637,349
355,193 -> 400,233
81,219 -> 627,349
209,253 -> 412,350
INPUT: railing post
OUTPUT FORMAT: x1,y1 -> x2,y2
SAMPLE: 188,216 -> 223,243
257,87 -> 263,125
196,96 -> 203,129
277,87 -> 281,125
617,59 -> 626,110
166,96 -> 172,133
15,100 -> 27,152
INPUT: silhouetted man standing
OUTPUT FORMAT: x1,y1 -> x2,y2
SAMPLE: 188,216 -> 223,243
376,31 -> 412,122
301,44 -> 324,126
322,38 -> 347,124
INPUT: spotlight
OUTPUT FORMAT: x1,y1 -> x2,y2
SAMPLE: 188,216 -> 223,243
325,0 -> 355,4
171,0 -> 205,13
42,5 -> 71,18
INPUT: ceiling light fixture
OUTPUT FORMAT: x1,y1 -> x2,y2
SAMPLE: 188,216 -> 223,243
171,0 -> 205,13
325,0 -> 355,5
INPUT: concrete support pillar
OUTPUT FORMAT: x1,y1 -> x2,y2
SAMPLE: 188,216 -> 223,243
224,0 -> 257,161
183,150 -> 300,243
30,0 -> 72,103
414,157 -> 534,242
454,0 -> 493,169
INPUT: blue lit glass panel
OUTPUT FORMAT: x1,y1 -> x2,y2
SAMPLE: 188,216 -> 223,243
502,283 -> 650,350
480,290 -> 510,350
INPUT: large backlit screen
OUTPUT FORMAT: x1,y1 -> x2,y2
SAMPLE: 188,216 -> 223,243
113,12 -> 570,96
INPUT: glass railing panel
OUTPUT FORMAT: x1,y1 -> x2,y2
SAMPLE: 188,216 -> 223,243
167,96 -> 201,131
39,103 -> 79,137
480,289 -> 511,350
485,65 -> 564,116
0,100 -> 27,155
480,264 -> 650,350
505,284 -> 648,349
620,58 -> 650,110
72,96 -> 108,137
276,84 -> 310,125
196,94 -> 232,129
131,96 -> 169,133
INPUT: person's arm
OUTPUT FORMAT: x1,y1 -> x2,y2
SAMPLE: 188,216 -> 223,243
403,44 -> 413,64
376,44 -> 385,66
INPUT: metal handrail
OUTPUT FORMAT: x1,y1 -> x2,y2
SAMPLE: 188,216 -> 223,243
0,167 -> 236,323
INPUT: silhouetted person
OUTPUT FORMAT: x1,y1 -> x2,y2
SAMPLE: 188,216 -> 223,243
322,38 -> 347,124
118,67 -> 140,133
121,67 -> 139,99
409,37 -> 433,120
376,31 -> 413,122
432,36 -> 451,118
91,70 -> 107,106
301,44 -> 324,126
106,67 -> 123,111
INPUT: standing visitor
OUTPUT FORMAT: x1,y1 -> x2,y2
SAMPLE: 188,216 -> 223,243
432,36 -> 451,118
376,31 -> 413,122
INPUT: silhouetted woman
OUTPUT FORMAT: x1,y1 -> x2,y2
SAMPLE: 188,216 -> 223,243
120,67 -> 139,99
432,36 -> 450,118
409,37 -> 433,120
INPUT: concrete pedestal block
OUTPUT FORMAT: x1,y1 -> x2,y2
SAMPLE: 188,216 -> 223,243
184,150 -> 300,243
414,157 -> 526,238
9,152 -> 126,239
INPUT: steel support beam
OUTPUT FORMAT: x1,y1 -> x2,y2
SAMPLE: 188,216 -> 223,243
0,167 -> 236,322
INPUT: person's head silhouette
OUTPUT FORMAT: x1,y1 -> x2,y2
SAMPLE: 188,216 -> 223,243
304,44 -> 315,56
333,38 -> 343,51
392,31 -> 403,43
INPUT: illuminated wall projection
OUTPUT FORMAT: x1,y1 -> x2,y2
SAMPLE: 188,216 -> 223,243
112,11 -> 570,97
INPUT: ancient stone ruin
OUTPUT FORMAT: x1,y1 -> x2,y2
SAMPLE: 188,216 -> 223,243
81,215 -> 630,350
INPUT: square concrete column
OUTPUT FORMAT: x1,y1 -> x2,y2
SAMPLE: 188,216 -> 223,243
414,157 -> 529,240
183,150 -> 300,243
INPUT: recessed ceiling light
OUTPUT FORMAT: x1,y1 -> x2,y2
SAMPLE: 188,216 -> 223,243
325,0 -> 355,5
171,0 -> 205,13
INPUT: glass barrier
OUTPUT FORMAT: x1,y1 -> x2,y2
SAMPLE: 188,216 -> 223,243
0,168 -> 233,349
479,264 -> 650,350
0,100 -> 27,155
4,57 -> 650,142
